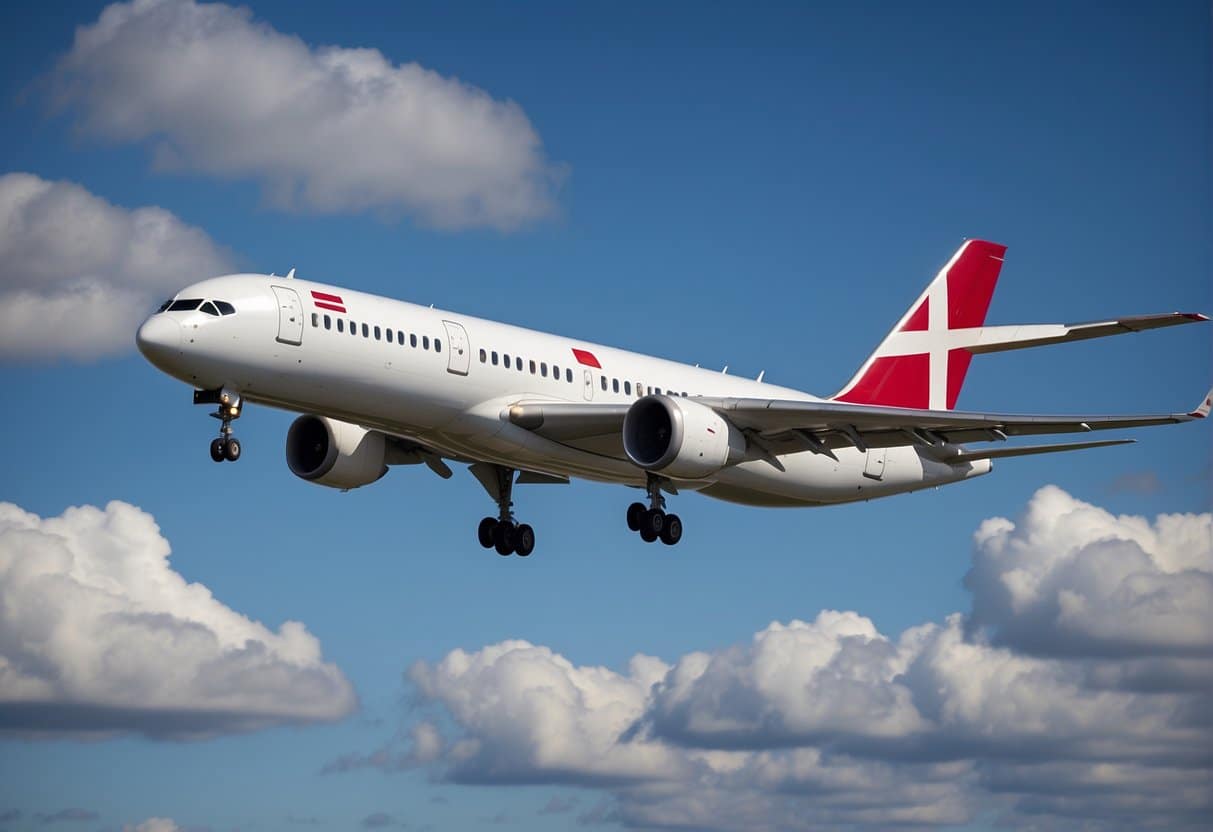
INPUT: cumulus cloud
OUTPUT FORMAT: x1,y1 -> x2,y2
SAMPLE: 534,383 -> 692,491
50,0 -> 564,230
0,172 -> 235,360
0,500 -> 356,738
342,487 -> 1211,831
123,820 -> 179,832
965,484 -> 1212,658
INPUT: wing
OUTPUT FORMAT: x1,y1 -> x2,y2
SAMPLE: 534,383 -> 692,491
506,387 -> 1211,461
696,387 -> 1212,458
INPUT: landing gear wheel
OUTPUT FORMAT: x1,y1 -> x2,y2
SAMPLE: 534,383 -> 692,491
494,521 -> 516,556
660,514 -> 683,546
222,437 -> 242,462
478,517 -> 498,549
642,508 -> 665,538
514,524 -> 535,557
640,526 -> 658,543
209,438 -> 225,462
626,502 -> 646,532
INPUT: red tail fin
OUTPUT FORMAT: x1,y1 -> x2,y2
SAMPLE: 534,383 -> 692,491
833,240 -> 1007,410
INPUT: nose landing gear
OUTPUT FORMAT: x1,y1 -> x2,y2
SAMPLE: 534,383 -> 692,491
626,474 -> 682,545
196,388 -> 243,463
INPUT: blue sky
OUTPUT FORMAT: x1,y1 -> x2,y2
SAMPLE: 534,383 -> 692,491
0,2 -> 1209,830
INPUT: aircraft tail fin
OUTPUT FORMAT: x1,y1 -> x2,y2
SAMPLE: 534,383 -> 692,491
832,239 -> 1006,410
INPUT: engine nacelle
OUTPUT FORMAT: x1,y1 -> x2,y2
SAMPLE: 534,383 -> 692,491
285,415 -> 388,490
623,395 -> 746,479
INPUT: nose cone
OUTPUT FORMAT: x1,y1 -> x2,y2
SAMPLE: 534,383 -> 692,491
136,315 -> 182,368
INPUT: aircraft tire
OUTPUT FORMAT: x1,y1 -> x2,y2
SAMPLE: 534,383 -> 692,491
660,514 -> 682,546
514,524 -> 535,557
643,508 -> 665,537
210,438 -> 226,462
640,526 -> 658,543
626,502 -> 646,531
223,437 -> 242,462
478,517 -> 497,548
494,521 -> 515,556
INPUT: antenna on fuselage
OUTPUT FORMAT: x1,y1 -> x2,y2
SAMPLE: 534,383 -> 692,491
285,268 -> 296,279
722,365 -> 729,374
757,370 -> 765,382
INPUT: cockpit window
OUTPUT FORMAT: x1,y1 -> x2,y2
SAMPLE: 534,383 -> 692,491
167,298 -> 203,312
213,300 -> 236,316
200,301 -> 220,316
157,299 -> 173,313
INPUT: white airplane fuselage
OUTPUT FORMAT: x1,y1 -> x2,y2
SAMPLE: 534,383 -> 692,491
137,274 -> 988,508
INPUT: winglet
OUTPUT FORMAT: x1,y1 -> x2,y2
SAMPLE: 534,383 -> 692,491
1190,387 -> 1213,419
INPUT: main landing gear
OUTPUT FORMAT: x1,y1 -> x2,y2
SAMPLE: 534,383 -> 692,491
473,464 -> 536,557
626,474 -> 682,545
197,388 -> 243,463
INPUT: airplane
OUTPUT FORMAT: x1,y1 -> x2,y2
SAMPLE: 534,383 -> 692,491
136,240 -> 1210,557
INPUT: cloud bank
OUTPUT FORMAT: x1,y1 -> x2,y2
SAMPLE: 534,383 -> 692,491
0,172 -> 235,360
51,0 -> 564,230
344,487 -> 1212,830
0,500 -> 356,738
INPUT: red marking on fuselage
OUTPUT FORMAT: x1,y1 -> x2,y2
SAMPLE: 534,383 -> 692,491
315,301 -> 346,313
572,348 -> 601,368
311,290 -> 344,304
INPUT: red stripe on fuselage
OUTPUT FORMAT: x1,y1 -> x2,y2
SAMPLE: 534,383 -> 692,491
311,290 -> 344,304
572,348 -> 601,368
315,301 -> 346,313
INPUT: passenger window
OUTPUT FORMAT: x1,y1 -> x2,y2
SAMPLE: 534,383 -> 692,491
601,376 -> 608,391
435,339 -> 442,353
480,349 -> 487,363
310,312 -> 319,327
422,335 -> 430,350
541,362 -> 548,377
374,326 -> 381,340
350,321 -> 357,336
201,301 -> 220,316
566,368 -> 573,383
516,357 -> 523,371
361,323 -> 369,338
324,315 -> 332,330
553,365 -> 560,380
491,351 -> 499,366
167,299 -> 202,311
386,328 -> 393,343
655,387 -> 661,395
613,379 -> 620,393
337,319 -> 344,333
503,353 -> 510,367
397,330 -> 405,344
410,334 -> 418,347
214,300 -> 235,315
529,360 -> 536,374
624,381 -> 631,395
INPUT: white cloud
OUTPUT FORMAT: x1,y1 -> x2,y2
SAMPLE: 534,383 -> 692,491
0,172 -> 235,360
965,484 -> 1213,658
353,487 -> 1211,830
0,500 -> 356,738
124,819 -> 179,832
51,0 -> 564,230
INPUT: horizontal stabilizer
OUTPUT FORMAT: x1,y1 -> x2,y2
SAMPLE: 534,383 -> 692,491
963,312 -> 1208,355
942,438 -> 1135,462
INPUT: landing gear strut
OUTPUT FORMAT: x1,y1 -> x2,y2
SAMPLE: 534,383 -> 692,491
627,474 -> 682,545
197,388 -> 243,462
473,464 -> 535,557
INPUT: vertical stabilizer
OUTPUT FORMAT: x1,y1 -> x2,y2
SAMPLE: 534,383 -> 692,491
833,239 -> 1007,410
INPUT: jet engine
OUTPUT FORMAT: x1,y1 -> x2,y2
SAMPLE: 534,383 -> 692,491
622,395 -> 746,479
285,415 -> 388,490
